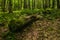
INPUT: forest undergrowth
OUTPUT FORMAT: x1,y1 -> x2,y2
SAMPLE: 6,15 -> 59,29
0,9 -> 60,40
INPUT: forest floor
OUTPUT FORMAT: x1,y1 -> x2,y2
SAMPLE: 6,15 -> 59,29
0,15 -> 60,40
15,18 -> 60,40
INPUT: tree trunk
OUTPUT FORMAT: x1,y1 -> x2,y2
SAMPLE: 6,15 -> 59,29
8,0 -> 13,13
37,0 -> 41,9
1,0 -> 6,12
24,0 -> 27,9
18,0 -> 20,10
32,0 -> 35,9
49,0 -> 50,8
45,0 -> 48,8
57,0 -> 60,8
43,0 -> 46,9
52,0 -> 55,8
28,0 -> 30,9
21,0 -> 22,9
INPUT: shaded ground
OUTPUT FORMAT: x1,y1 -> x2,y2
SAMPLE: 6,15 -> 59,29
15,18 -> 60,40
0,16 -> 60,40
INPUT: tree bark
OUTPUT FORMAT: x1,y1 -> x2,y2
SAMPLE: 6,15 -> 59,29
28,0 -> 30,9
32,0 -> 35,9
1,0 -> 6,12
57,0 -> 60,8
24,0 -> 27,9
52,0 -> 55,8
8,0 -> 13,13
49,0 -> 50,8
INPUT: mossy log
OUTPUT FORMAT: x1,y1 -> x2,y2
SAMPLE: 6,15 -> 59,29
8,15 -> 39,33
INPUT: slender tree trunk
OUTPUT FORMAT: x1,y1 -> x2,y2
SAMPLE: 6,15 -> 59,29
32,0 -> 35,9
45,0 -> 48,8
49,0 -> 50,8
18,0 -> 20,10
18,0 -> 22,10
1,0 -> 6,12
43,0 -> 45,9
21,0 -> 22,9
14,0 -> 15,10
57,0 -> 60,8
8,0 -> 13,13
24,0 -> 27,9
28,0 -> 30,9
52,0 -> 55,8
37,0 -> 41,9
44,0 -> 50,8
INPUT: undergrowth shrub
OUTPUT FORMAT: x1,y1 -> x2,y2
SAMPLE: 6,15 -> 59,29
0,9 -> 60,40
42,9 -> 60,20
0,9 -> 60,27
20,9 -> 44,15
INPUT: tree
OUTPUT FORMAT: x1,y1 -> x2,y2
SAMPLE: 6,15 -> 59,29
8,0 -> 13,13
28,0 -> 30,9
52,0 -> 55,8
24,0 -> 27,9
37,0 -> 41,9
21,0 -> 22,9
43,0 -> 50,9
49,0 -> 50,8
18,0 -> 20,10
1,0 -> 6,12
18,0 -> 22,10
45,0 -> 48,8
32,0 -> 35,9
57,0 -> 60,8
43,0 -> 46,9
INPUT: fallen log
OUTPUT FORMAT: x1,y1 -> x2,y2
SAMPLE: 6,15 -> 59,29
8,15 -> 39,33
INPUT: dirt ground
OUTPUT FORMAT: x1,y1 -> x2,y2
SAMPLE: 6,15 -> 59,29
0,18 -> 60,40
15,18 -> 60,40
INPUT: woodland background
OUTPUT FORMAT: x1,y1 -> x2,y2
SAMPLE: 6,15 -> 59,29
0,0 -> 60,40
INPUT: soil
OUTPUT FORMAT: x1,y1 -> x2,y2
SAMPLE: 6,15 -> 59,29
0,17 -> 60,40
15,18 -> 60,40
